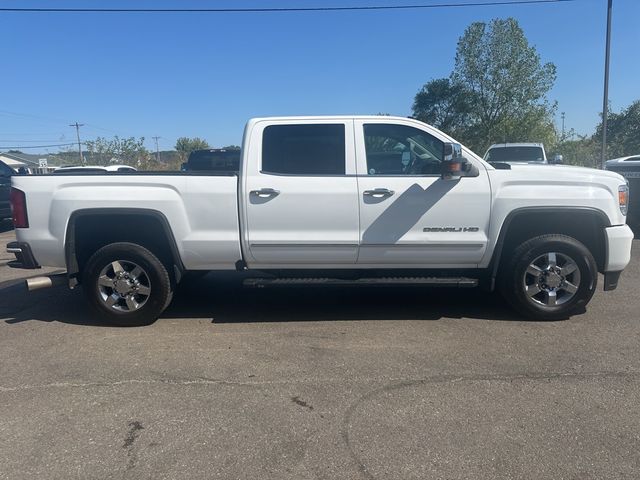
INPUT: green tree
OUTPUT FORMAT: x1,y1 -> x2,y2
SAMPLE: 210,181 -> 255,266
595,100 -> 640,159
413,18 -> 557,153
556,135 -> 599,168
412,78 -> 471,138
175,137 -> 210,162
84,136 -> 149,167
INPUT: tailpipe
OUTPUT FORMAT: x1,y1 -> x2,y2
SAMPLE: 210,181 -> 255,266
26,274 -> 68,291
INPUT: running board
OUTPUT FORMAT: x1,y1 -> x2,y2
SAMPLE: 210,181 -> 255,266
243,277 -> 478,288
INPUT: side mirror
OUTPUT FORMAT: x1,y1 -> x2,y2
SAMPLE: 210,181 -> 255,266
550,154 -> 563,165
441,142 -> 468,180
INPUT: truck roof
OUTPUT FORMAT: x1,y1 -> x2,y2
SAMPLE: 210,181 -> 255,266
486,143 -> 545,149
249,115 -> 415,123
246,115 -> 483,162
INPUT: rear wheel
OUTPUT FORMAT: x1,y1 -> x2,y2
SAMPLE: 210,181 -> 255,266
82,242 -> 172,326
499,234 -> 598,320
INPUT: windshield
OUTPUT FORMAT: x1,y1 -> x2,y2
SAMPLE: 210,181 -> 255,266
485,146 -> 545,163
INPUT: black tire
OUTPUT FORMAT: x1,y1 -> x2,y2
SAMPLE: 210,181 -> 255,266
498,234 -> 598,320
82,242 -> 172,326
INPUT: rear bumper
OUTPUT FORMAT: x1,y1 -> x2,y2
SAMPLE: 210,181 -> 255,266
604,224 -> 634,272
6,241 -> 40,269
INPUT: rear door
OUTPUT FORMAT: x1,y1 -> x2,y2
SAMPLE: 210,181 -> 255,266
243,119 -> 360,266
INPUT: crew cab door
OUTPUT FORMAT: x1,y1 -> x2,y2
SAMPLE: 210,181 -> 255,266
354,119 -> 491,266
243,119 -> 359,266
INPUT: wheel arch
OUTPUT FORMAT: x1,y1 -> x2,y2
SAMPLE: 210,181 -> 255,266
65,208 -> 185,284
489,207 -> 610,289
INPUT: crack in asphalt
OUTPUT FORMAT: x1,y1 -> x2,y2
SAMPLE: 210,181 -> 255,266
1,369 -> 639,393
339,370 -> 640,480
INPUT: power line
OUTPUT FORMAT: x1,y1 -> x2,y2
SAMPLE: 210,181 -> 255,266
0,0 -> 578,13
0,139 -> 67,143
0,143 -> 80,149
0,110 -> 140,138
0,109 -> 70,124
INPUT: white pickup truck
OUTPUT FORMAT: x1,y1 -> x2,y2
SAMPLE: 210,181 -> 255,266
6,116 -> 634,326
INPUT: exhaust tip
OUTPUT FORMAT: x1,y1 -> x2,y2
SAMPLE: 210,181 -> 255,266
25,274 -> 67,291
26,277 -> 53,291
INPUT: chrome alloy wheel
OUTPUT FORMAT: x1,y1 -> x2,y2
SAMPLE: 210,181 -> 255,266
523,252 -> 581,307
97,260 -> 151,312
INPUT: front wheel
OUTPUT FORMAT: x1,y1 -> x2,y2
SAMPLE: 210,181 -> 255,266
499,234 -> 598,320
82,242 -> 172,326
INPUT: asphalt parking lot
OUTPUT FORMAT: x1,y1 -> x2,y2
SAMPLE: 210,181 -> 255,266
1,221 -> 639,480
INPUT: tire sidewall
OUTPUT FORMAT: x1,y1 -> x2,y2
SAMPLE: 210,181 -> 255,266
505,236 -> 597,320
83,243 -> 170,326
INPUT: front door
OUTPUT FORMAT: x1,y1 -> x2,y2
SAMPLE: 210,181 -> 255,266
244,120 -> 360,266
354,119 -> 491,267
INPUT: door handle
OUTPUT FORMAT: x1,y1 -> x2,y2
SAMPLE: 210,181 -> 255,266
363,188 -> 395,197
251,188 -> 280,197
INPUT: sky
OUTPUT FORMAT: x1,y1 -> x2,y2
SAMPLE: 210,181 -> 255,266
0,0 -> 638,155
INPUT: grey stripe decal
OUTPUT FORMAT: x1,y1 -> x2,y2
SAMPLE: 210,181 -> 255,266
251,244 -> 359,248
361,244 -> 484,248
251,243 -> 483,249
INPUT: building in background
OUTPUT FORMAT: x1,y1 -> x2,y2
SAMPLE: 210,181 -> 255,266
0,152 -> 56,174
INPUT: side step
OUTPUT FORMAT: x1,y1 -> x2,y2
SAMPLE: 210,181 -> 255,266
243,277 -> 478,288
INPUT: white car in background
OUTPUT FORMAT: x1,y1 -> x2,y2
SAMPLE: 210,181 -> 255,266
484,142 -> 562,165
53,165 -> 137,173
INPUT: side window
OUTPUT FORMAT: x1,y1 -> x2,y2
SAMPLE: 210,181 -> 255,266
262,124 -> 346,175
364,124 -> 444,176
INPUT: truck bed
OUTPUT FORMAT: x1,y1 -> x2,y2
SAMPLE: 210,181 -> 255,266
11,172 -> 243,270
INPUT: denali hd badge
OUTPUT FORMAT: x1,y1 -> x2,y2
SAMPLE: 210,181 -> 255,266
423,227 -> 480,232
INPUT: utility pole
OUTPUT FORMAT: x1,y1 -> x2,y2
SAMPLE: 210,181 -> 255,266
601,0 -> 613,169
69,122 -> 85,165
152,136 -> 161,163
561,112 -> 566,140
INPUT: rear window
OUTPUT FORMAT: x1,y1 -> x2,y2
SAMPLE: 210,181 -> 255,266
485,146 -> 545,163
187,149 -> 240,172
262,124 -> 346,175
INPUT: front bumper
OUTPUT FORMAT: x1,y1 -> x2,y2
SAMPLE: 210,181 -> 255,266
6,241 -> 40,269
602,224 -> 635,291
604,224 -> 634,272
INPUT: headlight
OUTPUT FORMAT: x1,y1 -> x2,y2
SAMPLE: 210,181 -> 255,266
618,184 -> 629,216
